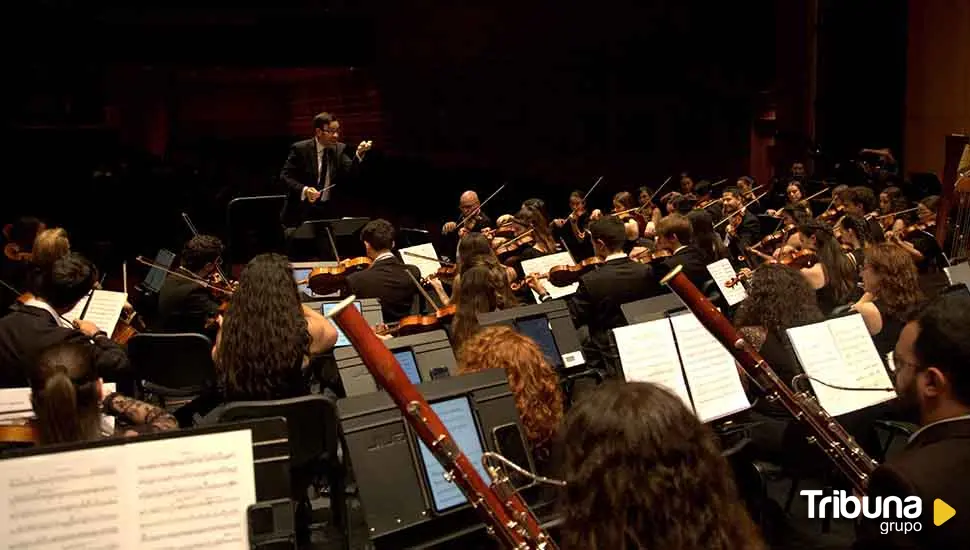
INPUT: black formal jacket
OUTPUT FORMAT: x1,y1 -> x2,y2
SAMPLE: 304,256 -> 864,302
722,211 -> 761,259
0,303 -> 129,387
854,417 -> 970,550
279,138 -> 360,227
568,256 -> 662,358
153,276 -> 221,338
656,245 -> 713,291
343,256 -> 422,323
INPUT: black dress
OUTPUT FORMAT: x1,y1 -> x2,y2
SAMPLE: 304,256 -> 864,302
870,300 -> 905,362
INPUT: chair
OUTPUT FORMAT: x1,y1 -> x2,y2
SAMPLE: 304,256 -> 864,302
210,395 -> 348,549
127,333 -> 216,407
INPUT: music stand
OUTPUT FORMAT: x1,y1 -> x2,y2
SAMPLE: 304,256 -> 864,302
296,217 -> 370,261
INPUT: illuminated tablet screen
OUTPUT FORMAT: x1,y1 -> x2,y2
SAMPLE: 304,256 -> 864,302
515,316 -> 563,369
392,349 -> 422,385
416,397 -> 489,512
293,268 -> 328,298
320,301 -> 361,347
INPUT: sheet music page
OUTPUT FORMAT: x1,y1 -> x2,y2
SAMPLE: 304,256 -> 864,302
62,290 -> 92,323
81,289 -> 128,335
521,251 -> 579,301
613,320 -> 693,412
400,243 -> 443,279
0,428 -> 255,550
0,444 -> 131,549
0,383 -> 116,423
787,315 -> 896,417
670,313 -> 751,422
132,430 -> 256,548
706,259 -> 747,306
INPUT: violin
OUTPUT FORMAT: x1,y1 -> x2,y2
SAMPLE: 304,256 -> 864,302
3,243 -> 32,262
305,257 -> 373,295
753,224 -> 796,250
630,247 -> 672,264
895,220 -> 936,240
0,422 -> 39,445
510,257 -> 605,291
376,304 -> 457,337
817,204 -> 845,222
725,250 -> 817,288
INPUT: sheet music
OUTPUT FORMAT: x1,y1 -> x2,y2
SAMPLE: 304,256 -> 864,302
62,291 -> 92,323
613,320 -> 693,411
81,290 -> 128,335
706,259 -> 747,306
0,429 -> 255,550
0,383 -> 116,423
787,314 -> 896,417
399,243 -> 442,279
944,261 -> 970,287
521,251 -> 579,301
670,313 -> 751,422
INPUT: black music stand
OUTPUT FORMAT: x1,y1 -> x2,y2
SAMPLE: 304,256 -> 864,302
292,217 -> 370,262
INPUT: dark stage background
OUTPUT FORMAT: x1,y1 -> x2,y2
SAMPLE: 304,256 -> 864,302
5,0 -> 891,275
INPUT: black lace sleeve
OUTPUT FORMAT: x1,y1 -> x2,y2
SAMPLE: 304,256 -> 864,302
102,392 -> 178,433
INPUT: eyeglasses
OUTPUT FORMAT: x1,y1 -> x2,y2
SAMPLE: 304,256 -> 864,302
892,355 -> 920,373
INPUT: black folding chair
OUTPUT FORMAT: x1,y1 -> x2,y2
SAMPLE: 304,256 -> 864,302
127,332 -> 216,407
208,395 -> 348,549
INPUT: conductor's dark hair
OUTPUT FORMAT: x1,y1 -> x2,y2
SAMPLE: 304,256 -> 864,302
181,234 -> 224,272
589,217 -> 627,252
30,342 -> 102,444
361,219 -> 396,252
313,112 -> 336,130
36,252 -> 97,311
910,292 -> 970,406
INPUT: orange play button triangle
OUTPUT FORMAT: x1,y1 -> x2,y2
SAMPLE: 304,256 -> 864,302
934,499 -> 955,526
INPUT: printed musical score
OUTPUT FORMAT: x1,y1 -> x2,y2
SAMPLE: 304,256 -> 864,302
399,243 -> 443,280
613,319 -> 693,410
670,313 -> 751,422
0,429 -> 255,550
787,314 -> 896,417
521,251 -> 579,302
706,258 -> 747,306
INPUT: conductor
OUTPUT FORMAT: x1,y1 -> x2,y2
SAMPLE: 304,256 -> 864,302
280,112 -> 373,256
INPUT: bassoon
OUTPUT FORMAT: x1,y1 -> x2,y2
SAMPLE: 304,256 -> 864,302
325,296 -> 557,549
660,265 -> 878,494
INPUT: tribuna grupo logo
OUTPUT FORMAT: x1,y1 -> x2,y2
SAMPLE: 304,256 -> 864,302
801,490 -> 954,535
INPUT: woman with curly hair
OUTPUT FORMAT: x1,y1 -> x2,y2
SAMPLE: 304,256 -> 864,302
212,253 -> 337,401
449,264 -> 515,351
458,326 -> 564,463
796,219 -> 859,314
852,243 -> 924,359
557,381 -> 765,550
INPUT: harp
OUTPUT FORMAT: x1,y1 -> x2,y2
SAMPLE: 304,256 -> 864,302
937,134 -> 970,264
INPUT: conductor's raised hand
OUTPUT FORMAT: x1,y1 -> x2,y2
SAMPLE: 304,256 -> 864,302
306,187 -> 322,203
356,140 -> 373,158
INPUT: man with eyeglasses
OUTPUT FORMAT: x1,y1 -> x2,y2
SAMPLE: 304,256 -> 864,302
854,292 -> 970,549
280,112 -> 374,256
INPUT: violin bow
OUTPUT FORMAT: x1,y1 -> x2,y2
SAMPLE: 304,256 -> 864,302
404,267 -> 444,312
400,251 -> 451,266
799,187 -> 830,205
714,190 -> 770,229
648,175 -> 674,203
870,206 -> 921,220
581,176 -> 604,203
325,227 -> 342,263
182,212 -> 233,285
456,183 -> 507,228
134,256 -> 233,294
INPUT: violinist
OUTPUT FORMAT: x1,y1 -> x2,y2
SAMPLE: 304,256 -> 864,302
836,214 -> 876,276
501,206 -> 557,273
450,264 -> 518,351
843,186 -> 886,243
851,243 -> 923,360
429,232 -> 517,307
442,190 -> 493,237
719,187 -> 761,262
340,219 -> 422,323
590,191 -> 643,252
636,185 -> 662,238
652,214 -> 713,289
1,216 -> 45,311
878,185 -> 909,233
795,220 -> 859,315
31,228 -> 71,271
687,210 -> 730,265
529,217 -> 661,375
0,253 -> 129,388
154,234 -> 225,337
736,176 -> 762,216
889,195 -> 941,273
679,173 -> 696,196
766,181 -> 812,218
552,191 -> 592,249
